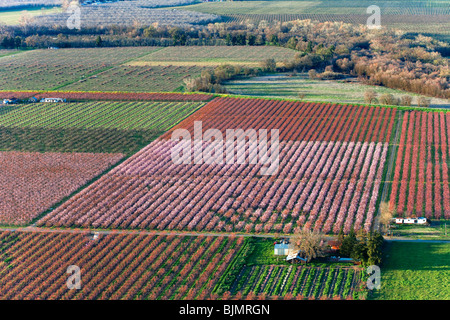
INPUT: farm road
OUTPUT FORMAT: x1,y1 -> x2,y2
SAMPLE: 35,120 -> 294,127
1,226 -> 449,243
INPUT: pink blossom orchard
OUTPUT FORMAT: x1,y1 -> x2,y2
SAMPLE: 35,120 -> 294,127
0,151 -> 124,225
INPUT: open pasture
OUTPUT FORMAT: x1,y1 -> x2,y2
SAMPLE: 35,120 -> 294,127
225,73 -> 450,108
372,242 -> 450,300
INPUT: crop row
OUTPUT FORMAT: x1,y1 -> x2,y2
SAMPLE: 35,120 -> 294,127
0,91 -> 213,102
36,99 -> 393,234
390,111 -> 450,218
0,231 -> 244,300
38,138 -> 388,234
33,3 -> 221,28
62,65 -> 209,93
32,90 -> 213,101
226,265 -> 363,300
0,126 -> 161,155
0,47 -> 154,91
0,101 -> 205,132
0,151 -> 124,225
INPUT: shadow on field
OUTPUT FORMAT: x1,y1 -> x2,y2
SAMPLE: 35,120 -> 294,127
381,241 -> 450,271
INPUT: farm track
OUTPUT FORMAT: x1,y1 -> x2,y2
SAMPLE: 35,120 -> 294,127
375,110 -> 403,231
2,226 -> 449,243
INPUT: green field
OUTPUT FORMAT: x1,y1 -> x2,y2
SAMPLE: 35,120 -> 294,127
0,101 -> 204,131
131,46 -> 298,67
372,242 -> 450,300
225,73 -> 450,108
0,6 -> 61,25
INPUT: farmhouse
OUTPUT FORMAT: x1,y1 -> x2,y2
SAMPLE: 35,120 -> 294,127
2,98 -> 18,104
286,250 -> 307,264
328,240 -> 340,251
392,217 -> 430,225
274,239 -> 290,255
40,98 -> 66,103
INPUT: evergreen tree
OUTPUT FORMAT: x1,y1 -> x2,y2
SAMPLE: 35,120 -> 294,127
95,36 -> 103,47
340,229 -> 357,257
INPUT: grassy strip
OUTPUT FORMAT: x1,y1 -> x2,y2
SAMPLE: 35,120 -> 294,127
212,237 -> 255,295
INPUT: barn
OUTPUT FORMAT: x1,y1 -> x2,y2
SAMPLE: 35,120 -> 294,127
40,98 -> 66,103
274,242 -> 290,256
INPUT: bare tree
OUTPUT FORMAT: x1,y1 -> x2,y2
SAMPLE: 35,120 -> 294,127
417,97 -> 431,108
290,229 -> 327,263
308,69 -> 317,79
400,95 -> 412,106
379,93 -> 399,105
364,89 -> 377,104
379,202 -> 395,234
183,77 -> 197,92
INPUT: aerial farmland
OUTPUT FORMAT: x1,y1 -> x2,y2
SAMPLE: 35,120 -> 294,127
0,0 -> 448,313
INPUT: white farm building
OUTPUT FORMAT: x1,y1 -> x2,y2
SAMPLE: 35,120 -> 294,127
40,98 -> 66,103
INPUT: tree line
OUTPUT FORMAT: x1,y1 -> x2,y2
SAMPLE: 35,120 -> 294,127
1,19 -> 449,99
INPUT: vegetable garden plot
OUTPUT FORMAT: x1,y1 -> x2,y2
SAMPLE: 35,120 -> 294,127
226,265 -> 364,300
38,98 -> 394,234
0,151 -> 124,225
0,231 -> 244,300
